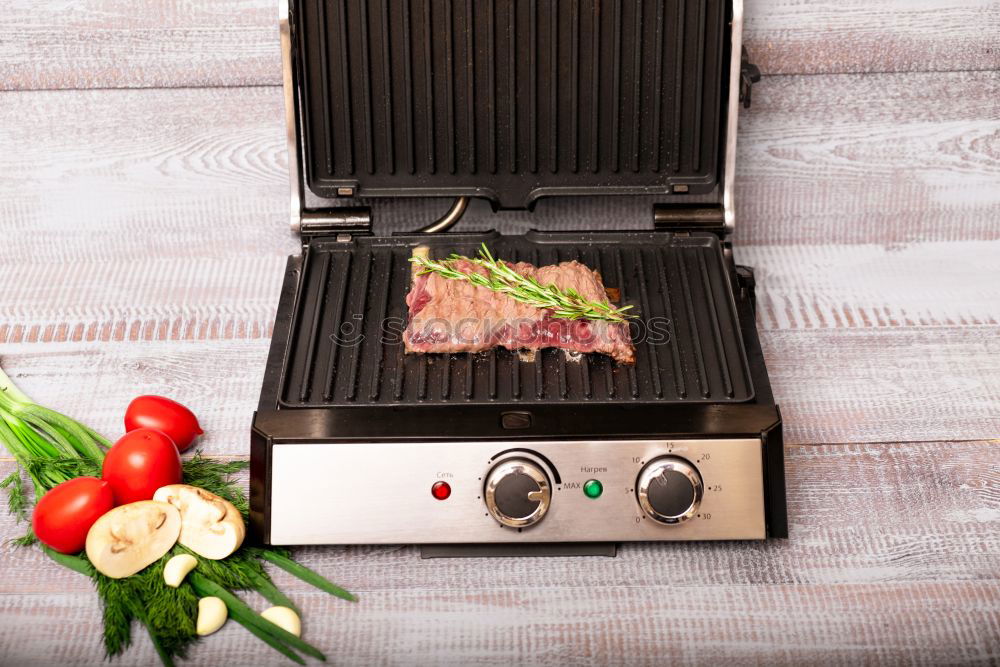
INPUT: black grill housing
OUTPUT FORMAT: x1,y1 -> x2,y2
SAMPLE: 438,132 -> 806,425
251,0 -> 788,545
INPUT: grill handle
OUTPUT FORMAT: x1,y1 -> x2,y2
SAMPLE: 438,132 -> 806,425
417,197 -> 470,233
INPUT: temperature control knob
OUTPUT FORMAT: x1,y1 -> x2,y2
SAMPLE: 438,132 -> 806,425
484,459 -> 551,528
636,457 -> 703,524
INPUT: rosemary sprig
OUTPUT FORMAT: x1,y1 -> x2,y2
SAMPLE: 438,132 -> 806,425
410,243 -> 635,323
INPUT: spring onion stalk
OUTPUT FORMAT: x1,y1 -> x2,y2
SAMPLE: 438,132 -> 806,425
0,365 -> 31,403
189,572 -> 326,662
251,573 -> 302,614
0,364 -> 108,476
258,549 -> 358,602
0,365 -> 107,500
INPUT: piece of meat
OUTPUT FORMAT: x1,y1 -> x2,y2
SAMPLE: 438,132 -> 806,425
404,257 -> 636,364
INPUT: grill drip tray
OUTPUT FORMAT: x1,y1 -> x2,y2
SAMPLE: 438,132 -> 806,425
278,231 -> 753,407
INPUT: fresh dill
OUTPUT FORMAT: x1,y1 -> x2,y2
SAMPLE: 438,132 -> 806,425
179,454 -> 249,515
66,455 -> 346,666
0,469 -> 29,523
24,455 -> 102,483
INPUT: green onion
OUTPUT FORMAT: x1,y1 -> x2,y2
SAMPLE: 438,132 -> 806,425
228,613 -> 306,665
252,573 -> 302,614
42,546 -> 94,576
189,572 -> 325,662
0,364 -> 107,482
258,548 -> 358,602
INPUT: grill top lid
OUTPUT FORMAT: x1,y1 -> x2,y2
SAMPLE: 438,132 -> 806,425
288,0 -> 740,210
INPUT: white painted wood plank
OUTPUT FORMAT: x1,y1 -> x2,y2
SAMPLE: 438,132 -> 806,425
0,255 -> 286,344
0,86 -> 296,266
744,0 -> 1000,75
2,73 -> 997,256
742,242 -> 1000,331
3,0 -> 280,91
3,1 -> 997,91
734,70 -> 1000,245
5,237 -> 1000,343
0,341 -> 270,456
0,581 -> 997,665
764,326 -> 1000,446
0,319 -> 997,451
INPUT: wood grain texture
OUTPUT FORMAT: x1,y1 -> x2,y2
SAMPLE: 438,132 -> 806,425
743,242 -> 1000,330
2,72 -> 997,256
0,341 -> 269,456
744,0 -> 1000,75
3,0 -> 281,91
5,238 -> 999,343
0,86 -> 296,264
764,326 -> 1000,446
0,583 -> 996,666
3,0 -> 998,91
735,70 -> 1000,246
0,580 -> 996,666
0,440 -> 997,664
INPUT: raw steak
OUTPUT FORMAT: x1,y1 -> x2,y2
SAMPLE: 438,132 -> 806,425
404,256 -> 636,364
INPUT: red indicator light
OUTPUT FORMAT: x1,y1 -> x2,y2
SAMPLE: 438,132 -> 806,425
431,481 -> 451,500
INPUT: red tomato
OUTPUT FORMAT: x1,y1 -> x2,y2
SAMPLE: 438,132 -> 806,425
124,395 -> 203,452
32,477 -> 115,554
102,429 -> 183,505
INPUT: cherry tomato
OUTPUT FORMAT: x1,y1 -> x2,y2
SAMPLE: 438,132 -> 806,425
124,395 -> 203,452
32,477 -> 115,554
102,429 -> 183,505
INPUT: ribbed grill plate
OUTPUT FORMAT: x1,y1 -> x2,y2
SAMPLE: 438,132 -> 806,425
278,232 -> 753,407
295,0 -> 728,207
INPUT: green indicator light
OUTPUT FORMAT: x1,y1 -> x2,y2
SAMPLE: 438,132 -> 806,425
583,479 -> 603,499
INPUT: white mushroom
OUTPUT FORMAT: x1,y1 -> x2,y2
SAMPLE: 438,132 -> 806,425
85,501 -> 181,579
261,606 -> 301,637
152,485 -> 246,560
163,553 -> 198,587
196,597 -> 228,636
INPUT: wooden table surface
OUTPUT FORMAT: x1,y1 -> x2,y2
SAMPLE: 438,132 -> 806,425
2,1 -> 998,664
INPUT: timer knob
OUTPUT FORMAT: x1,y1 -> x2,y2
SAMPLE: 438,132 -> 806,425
484,459 -> 551,528
636,457 -> 703,524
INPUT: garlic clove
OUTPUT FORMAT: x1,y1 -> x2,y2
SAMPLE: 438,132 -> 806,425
196,597 -> 228,636
153,485 -> 246,560
85,501 -> 181,579
260,606 -> 301,637
163,553 -> 198,587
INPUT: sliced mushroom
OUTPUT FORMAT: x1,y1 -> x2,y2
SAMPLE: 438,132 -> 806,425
86,501 -> 181,579
152,484 -> 246,560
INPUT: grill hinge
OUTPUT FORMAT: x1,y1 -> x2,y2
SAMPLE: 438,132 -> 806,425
652,204 -> 728,235
298,207 -> 372,240
740,46 -> 762,110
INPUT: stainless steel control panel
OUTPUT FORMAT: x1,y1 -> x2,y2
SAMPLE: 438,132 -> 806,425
268,439 -> 765,544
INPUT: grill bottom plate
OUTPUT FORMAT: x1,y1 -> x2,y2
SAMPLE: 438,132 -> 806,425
278,231 -> 753,408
